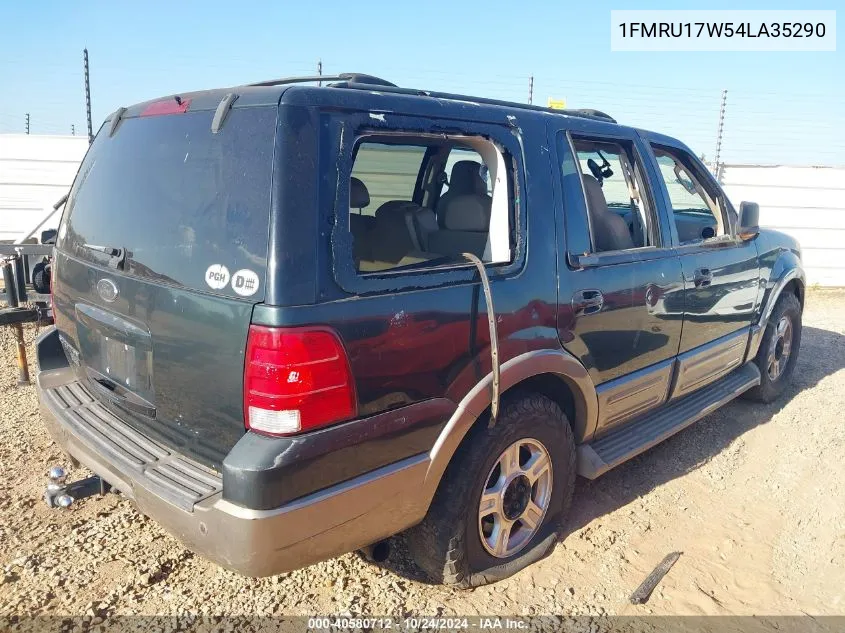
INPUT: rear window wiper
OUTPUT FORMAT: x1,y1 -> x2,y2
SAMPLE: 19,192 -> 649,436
82,243 -> 128,270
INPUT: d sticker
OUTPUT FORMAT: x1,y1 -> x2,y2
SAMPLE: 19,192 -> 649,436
205,264 -> 230,290
231,269 -> 260,297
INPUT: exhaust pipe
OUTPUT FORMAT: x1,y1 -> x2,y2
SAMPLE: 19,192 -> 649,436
360,540 -> 391,563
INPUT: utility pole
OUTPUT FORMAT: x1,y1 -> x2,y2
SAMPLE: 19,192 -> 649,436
317,59 -> 322,87
713,89 -> 727,182
84,48 -> 93,143
528,76 -> 534,105
25,113 -> 30,134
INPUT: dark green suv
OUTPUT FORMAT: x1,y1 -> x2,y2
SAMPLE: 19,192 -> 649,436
36,73 -> 804,587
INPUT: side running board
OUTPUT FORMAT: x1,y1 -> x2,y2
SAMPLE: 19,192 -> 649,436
577,362 -> 761,479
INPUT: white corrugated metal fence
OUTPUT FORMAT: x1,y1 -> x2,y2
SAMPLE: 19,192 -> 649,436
720,164 -> 845,287
0,134 -> 89,242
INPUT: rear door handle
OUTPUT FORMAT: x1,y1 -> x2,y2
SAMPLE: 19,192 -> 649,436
572,289 -> 604,316
692,268 -> 713,287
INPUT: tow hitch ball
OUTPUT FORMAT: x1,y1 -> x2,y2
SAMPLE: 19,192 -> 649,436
43,466 -> 110,509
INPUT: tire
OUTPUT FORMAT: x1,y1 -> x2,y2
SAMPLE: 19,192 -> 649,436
744,292 -> 802,403
32,261 -> 51,295
405,392 -> 576,588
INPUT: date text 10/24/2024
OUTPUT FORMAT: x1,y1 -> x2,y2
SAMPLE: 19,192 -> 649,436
308,617 -> 532,630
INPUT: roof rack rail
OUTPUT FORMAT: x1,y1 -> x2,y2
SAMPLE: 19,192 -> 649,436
338,82 -> 618,123
248,73 -> 396,88
561,108 -> 616,122
247,72 -> 616,124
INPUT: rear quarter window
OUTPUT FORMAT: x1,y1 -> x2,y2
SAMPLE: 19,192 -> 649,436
58,106 -> 276,299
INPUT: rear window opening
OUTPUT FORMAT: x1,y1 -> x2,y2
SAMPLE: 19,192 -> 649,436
57,106 -> 276,299
348,135 -> 515,274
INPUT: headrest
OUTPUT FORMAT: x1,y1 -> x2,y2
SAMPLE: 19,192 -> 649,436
449,161 -> 487,195
375,200 -> 418,220
442,194 -> 491,231
350,177 -> 370,208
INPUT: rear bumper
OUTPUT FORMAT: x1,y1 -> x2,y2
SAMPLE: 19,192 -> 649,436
36,354 -> 431,576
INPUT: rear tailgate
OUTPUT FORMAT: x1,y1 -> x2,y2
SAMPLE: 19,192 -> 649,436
52,102 -> 277,468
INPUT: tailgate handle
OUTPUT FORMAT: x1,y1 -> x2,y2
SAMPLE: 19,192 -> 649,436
88,374 -> 156,419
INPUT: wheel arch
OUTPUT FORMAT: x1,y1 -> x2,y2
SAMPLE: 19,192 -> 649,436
421,349 -> 597,506
748,252 -> 805,362
760,251 -> 805,328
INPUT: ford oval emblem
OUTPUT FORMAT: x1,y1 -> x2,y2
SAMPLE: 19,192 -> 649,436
96,278 -> 119,303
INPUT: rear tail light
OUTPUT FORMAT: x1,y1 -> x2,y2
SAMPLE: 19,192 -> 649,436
244,325 -> 357,436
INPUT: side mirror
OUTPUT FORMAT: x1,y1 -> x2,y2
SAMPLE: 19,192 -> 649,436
41,229 -> 58,245
738,201 -> 760,240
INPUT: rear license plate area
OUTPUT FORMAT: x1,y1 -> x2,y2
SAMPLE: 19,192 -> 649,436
74,303 -> 154,404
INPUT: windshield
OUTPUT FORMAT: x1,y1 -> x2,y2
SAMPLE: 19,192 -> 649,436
58,106 -> 276,299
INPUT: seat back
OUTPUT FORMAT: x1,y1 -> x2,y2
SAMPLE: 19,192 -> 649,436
427,194 -> 491,258
582,175 -> 634,252
437,160 -> 491,227
350,177 -> 375,261
367,200 -> 422,264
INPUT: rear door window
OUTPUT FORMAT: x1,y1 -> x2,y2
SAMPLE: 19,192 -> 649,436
348,135 -> 514,273
58,107 -> 276,299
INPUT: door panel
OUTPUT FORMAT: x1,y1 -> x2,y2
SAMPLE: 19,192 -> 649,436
552,126 -> 685,436
640,136 -> 759,374
560,257 -> 684,384
676,240 -> 760,352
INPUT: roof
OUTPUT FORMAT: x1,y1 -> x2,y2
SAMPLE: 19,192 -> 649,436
110,73 -> 619,127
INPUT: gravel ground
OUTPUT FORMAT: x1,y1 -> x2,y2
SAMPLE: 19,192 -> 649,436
1,289 -> 844,619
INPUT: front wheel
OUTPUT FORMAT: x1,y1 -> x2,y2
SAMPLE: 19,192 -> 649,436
405,393 -> 575,588
744,292 -> 802,403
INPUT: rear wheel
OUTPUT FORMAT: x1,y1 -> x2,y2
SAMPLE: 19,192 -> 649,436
744,292 -> 802,403
406,393 -> 575,587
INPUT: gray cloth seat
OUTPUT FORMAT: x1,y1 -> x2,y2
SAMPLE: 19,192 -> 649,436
408,207 -> 438,251
427,194 -> 491,258
367,200 -> 423,263
582,174 -> 634,252
437,161 -> 491,228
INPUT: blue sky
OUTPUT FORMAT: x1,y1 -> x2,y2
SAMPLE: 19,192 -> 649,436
0,0 -> 841,165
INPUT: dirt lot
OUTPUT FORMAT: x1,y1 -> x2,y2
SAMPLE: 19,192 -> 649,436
1,289 -> 843,619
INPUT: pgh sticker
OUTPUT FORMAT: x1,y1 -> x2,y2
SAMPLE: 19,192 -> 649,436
205,264 -> 230,290
231,269 -> 260,297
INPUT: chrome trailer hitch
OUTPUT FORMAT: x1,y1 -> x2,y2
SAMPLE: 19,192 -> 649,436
43,466 -> 111,509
